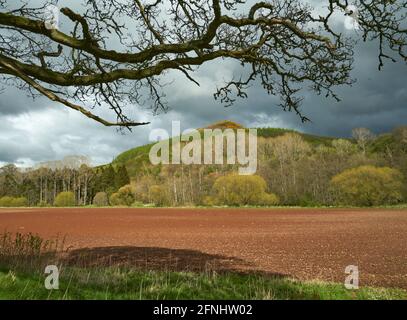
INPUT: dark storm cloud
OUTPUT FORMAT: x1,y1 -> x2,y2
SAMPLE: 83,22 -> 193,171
270,39 -> 407,137
0,86 -> 51,116
0,0 -> 406,166
157,37 -> 407,139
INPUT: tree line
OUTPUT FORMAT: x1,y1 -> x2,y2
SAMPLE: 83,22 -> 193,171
110,126 -> 407,207
0,164 -> 130,207
1,126 -> 407,208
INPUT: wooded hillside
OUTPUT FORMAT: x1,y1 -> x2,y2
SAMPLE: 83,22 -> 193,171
1,122 -> 407,207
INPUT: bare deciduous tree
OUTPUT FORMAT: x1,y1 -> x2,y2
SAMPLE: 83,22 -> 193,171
0,0 -> 405,128
352,127 -> 375,155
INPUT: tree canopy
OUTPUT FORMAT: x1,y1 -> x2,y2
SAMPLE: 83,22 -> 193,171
54,191 -> 76,207
330,165 -> 404,206
0,1 -> 406,128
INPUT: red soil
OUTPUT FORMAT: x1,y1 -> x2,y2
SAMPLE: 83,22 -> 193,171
0,207 -> 406,289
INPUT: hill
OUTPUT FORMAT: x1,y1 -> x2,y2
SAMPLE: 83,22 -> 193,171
108,121 -> 407,207
112,121 -> 338,176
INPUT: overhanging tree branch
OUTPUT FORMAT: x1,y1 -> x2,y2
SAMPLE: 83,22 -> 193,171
0,56 -> 149,127
0,0 -> 405,128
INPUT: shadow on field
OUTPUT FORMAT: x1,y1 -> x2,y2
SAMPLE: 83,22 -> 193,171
0,231 -> 289,279
61,246 -> 274,275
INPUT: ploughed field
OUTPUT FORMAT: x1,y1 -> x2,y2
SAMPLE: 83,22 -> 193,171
0,207 -> 406,289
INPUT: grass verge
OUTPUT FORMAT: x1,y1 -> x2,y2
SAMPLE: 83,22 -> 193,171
0,268 -> 406,300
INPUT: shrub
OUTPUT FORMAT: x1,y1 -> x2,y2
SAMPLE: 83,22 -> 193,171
212,174 -> 279,206
10,197 -> 28,207
109,185 -> 135,206
93,192 -> 109,207
109,193 -> 121,206
0,196 -> 28,207
54,192 -> 76,207
258,193 -> 280,206
0,196 -> 15,207
202,196 -> 216,206
149,185 -> 169,207
330,165 -> 404,206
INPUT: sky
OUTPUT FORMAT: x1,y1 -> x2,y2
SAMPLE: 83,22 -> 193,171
0,1 -> 406,167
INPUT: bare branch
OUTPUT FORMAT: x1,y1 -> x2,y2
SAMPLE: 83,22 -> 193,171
0,0 -> 405,128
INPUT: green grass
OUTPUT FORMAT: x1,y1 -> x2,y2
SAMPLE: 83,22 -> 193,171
0,268 -> 406,300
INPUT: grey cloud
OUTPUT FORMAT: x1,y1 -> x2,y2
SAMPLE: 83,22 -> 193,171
0,106 -> 153,166
0,86 -> 52,116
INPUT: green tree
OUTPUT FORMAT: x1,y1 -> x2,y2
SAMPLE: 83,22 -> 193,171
102,165 -> 116,193
330,165 -> 404,206
212,174 -> 279,206
115,165 -> 130,190
0,164 -> 20,197
54,191 -> 76,207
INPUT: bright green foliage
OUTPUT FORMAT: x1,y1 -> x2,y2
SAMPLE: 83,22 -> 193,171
331,166 -> 404,206
112,143 -> 155,177
0,196 -> 14,207
54,192 -> 76,207
0,196 -> 28,207
258,193 -> 280,206
212,174 -> 279,206
109,185 -> 135,206
93,192 -> 109,207
10,197 -> 28,207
